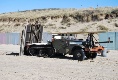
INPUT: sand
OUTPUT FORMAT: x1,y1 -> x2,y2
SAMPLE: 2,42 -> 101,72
0,44 -> 118,80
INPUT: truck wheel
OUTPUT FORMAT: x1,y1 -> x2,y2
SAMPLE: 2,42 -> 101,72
91,53 -> 97,58
85,53 -> 97,59
85,53 -> 91,59
73,49 -> 85,61
47,49 -> 55,57
28,48 -> 35,56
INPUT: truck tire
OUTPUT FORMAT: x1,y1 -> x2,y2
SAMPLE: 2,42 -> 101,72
28,48 -> 35,56
85,53 -> 97,59
47,48 -> 55,57
91,53 -> 97,58
85,53 -> 91,59
73,49 -> 85,61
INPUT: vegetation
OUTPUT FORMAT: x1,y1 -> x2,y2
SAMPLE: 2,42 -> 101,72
114,23 -> 118,27
0,7 -> 118,32
97,25 -> 109,31
79,27 -> 88,32
59,27 -> 66,29
48,23 -> 55,26
0,7 -> 118,23
14,23 -> 20,26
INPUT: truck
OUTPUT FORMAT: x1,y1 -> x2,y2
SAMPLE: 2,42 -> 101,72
51,32 -> 107,61
20,23 -> 107,61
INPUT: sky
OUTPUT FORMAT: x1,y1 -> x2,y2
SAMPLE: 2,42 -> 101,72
0,0 -> 118,13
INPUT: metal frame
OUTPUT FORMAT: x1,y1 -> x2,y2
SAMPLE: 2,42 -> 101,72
20,23 -> 43,55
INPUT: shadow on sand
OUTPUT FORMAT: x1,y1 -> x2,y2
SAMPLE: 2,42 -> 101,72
5,53 -> 89,61
6,52 -> 19,56
51,55 -> 73,60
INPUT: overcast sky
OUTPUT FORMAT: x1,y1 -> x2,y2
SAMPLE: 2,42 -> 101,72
0,0 -> 118,13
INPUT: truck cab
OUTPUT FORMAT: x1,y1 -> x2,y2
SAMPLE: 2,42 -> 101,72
52,34 -> 85,60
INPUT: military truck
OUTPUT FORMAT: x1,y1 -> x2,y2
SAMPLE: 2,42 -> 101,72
51,32 -> 108,61
52,34 -> 85,61
20,23 -> 107,61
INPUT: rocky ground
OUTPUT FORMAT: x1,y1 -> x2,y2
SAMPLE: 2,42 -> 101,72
0,45 -> 118,80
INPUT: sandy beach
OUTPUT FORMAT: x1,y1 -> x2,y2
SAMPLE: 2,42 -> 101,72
0,45 -> 118,80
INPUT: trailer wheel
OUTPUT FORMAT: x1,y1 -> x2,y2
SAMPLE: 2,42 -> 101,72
73,49 -> 85,61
